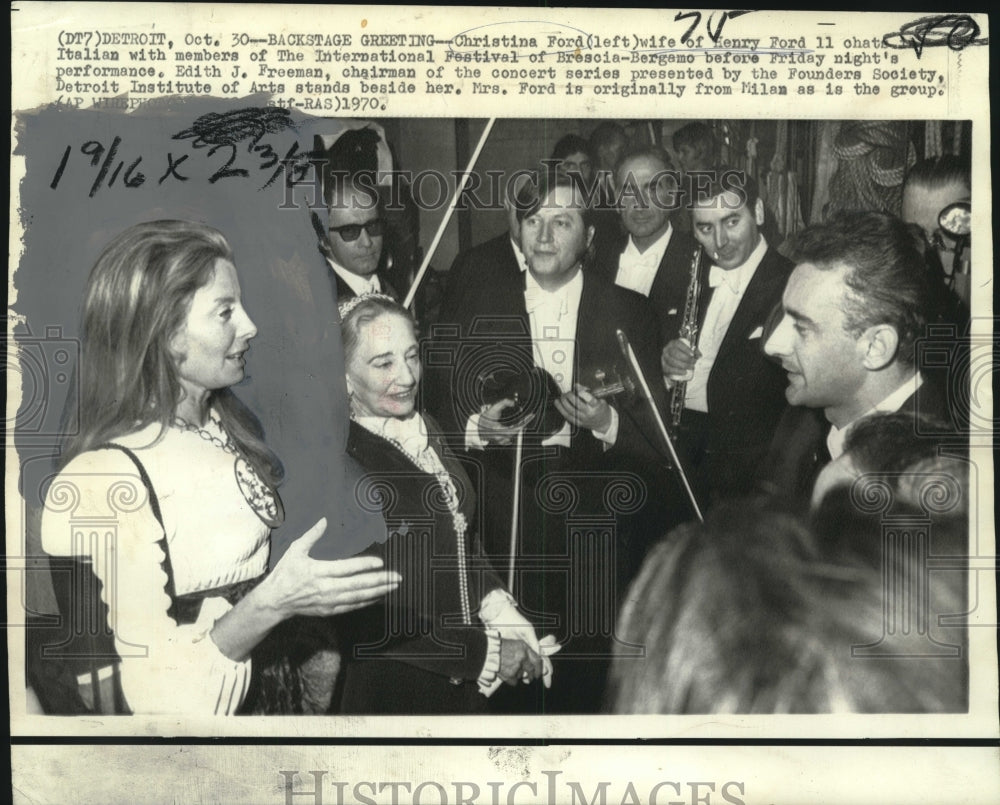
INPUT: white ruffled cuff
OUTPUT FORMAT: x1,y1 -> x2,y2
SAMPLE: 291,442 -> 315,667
476,628 -> 503,696
478,588 -> 518,625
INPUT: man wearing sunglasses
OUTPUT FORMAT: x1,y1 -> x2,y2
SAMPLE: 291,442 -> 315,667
323,176 -> 397,301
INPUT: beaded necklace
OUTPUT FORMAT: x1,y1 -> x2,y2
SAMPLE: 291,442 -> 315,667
353,414 -> 472,626
173,413 -> 283,528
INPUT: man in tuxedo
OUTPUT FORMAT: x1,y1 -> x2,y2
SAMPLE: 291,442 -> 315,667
659,172 -> 793,501
438,172 -> 531,324
593,147 -> 699,345
423,173 -> 680,713
761,211 -> 950,504
321,175 -> 397,301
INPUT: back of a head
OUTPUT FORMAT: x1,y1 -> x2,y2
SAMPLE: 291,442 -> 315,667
611,496 -> 967,714
611,499 -> 829,714
843,411 -> 961,478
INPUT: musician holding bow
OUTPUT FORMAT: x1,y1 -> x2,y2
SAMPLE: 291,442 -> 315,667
423,172 -> 675,713
659,172 -> 793,502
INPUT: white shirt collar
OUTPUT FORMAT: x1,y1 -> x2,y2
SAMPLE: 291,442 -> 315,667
523,266 -> 584,315
327,257 -> 381,297
709,235 -> 768,295
511,237 -> 529,273
826,372 -> 925,459
623,222 -> 673,264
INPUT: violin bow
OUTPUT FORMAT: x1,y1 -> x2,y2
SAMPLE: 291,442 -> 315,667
615,329 -> 704,523
403,118 -> 497,311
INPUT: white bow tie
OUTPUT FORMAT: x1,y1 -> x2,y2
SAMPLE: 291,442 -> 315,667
524,286 -> 568,319
709,265 -> 740,294
620,249 -> 660,270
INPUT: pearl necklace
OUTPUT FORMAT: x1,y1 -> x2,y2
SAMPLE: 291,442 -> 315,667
173,414 -> 283,528
354,415 -> 472,626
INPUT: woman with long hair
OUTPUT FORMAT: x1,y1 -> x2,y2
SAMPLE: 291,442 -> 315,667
41,220 -> 400,715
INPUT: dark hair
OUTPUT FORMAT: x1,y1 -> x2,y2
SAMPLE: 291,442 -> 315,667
63,220 -> 283,487
903,155 -> 971,194
789,211 -> 931,366
589,121 -> 627,152
514,171 -> 597,230
672,121 -> 714,153
688,167 -> 760,210
551,133 -> 594,163
837,411 -> 969,517
340,294 -> 415,367
322,170 -> 381,214
610,496 -> 968,713
843,411 -> 947,476
614,145 -> 674,179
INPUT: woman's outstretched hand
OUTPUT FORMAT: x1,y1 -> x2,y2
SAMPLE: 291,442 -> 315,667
261,518 -> 402,618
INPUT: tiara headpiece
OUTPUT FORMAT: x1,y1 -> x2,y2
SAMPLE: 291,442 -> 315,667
337,292 -> 397,321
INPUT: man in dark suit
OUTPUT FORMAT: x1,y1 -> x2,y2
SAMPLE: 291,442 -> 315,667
592,147 -> 700,346
761,211 -> 957,504
438,172 -> 531,324
320,175 -> 397,301
659,172 -> 793,501
423,173 -> 681,713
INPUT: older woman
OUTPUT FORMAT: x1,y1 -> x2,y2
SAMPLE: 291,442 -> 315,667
336,293 -> 556,713
41,220 -> 400,715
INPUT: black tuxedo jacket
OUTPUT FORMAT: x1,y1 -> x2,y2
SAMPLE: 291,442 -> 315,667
338,419 -> 503,713
439,233 -> 521,325
421,263 -> 688,714
423,260 -> 669,468
760,373 -> 957,506
656,245 -> 793,496
592,225 -> 701,346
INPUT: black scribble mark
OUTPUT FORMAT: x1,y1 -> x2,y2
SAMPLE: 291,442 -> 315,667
882,15 -> 987,58
171,107 -> 295,148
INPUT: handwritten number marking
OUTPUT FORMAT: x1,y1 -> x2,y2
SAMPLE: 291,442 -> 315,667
207,143 -> 249,183
50,145 -> 71,189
